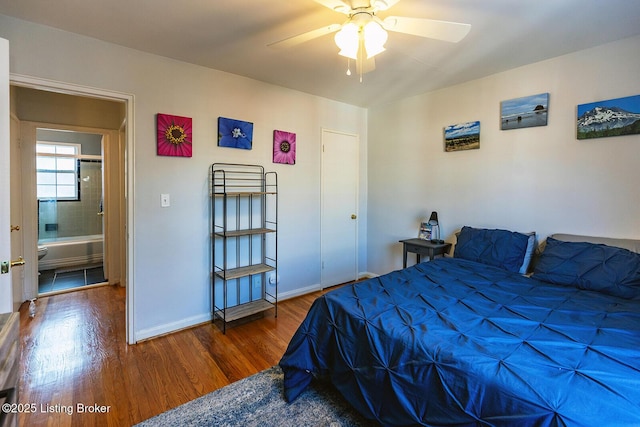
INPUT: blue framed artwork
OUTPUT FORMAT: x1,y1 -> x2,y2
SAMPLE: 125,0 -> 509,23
501,93 -> 549,130
218,116 -> 253,149
577,94 -> 640,139
444,121 -> 480,152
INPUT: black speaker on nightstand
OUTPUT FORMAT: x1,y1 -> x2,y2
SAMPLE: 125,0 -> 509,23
429,211 -> 444,244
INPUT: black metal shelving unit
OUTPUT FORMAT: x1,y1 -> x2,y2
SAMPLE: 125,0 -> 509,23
209,163 -> 277,333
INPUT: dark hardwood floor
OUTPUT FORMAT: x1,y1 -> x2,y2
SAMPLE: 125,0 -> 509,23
17,284 -> 334,426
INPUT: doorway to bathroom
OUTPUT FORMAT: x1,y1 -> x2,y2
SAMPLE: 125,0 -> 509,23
12,85 -> 126,300
36,129 -> 107,294
10,76 -> 133,343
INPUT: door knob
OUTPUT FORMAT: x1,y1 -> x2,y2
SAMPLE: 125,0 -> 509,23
351,214 -> 357,219
10,256 -> 26,268
10,225 -> 20,232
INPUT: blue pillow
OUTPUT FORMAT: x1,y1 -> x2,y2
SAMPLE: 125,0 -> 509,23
533,237 -> 640,299
454,226 -> 530,273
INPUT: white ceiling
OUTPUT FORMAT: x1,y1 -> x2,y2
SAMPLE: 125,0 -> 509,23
1,0 -> 640,107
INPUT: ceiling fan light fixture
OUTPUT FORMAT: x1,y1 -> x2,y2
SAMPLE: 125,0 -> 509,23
335,18 -> 388,61
363,21 -> 388,58
334,22 -> 359,59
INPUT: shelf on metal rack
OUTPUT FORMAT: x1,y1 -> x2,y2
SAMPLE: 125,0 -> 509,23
214,299 -> 275,323
214,263 -> 275,281
213,228 -> 276,238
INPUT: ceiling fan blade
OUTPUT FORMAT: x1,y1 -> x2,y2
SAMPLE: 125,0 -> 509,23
371,0 -> 401,11
268,24 -> 342,49
312,0 -> 351,14
382,16 -> 471,42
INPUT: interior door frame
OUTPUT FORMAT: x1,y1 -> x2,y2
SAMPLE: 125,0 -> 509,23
11,74 -> 136,344
0,38 -> 12,314
320,128 -> 359,288
10,102 -> 23,311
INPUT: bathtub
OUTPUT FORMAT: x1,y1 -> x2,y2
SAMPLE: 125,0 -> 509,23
38,234 -> 103,271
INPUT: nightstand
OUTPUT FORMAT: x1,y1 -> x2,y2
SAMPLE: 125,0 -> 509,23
399,238 -> 452,268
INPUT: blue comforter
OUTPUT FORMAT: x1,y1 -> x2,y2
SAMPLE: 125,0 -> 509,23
279,258 -> 640,426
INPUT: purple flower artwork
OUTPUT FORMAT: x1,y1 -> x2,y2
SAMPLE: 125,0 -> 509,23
218,117 -> 253,150
273,130 -> 296,165
157,113 -> 193,157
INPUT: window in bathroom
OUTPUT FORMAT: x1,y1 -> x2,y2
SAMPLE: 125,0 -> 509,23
36,142 -> 81,201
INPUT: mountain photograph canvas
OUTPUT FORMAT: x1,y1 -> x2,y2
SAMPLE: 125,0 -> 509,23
577,94 -> 640,140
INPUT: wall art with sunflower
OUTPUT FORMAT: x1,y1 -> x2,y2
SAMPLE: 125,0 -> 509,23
218,116 -> 253,150
273,130 -> 296,165
157,113 -> 193,157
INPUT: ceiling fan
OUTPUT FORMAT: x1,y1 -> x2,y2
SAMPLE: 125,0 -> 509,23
269,0 -> 471,79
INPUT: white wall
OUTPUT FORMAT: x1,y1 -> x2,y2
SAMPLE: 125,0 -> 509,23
367,35 -> 640,276
0,15 -> 368,340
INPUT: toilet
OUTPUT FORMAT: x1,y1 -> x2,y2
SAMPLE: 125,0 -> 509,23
37,246 -> 48,260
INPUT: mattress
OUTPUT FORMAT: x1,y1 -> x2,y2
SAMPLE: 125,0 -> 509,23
280,257 -> 640,426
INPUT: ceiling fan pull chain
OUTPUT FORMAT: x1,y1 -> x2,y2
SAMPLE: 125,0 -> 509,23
359,38 -> 364,83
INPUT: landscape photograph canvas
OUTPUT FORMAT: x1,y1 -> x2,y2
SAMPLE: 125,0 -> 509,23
501,93 -> 549,130
577,95 -> 640,139
444,121 -> 480,152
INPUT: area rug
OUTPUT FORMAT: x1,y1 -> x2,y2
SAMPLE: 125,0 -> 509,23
136,365 -> 373,426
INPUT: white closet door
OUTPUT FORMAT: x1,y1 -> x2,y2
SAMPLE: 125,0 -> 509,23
321,128 -> 359,287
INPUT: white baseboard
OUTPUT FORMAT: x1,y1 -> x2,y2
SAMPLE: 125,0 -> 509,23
277,283 -> 323,301
134,312 -> 212,342
134,277 -> 377,343
358,271 -> 378,279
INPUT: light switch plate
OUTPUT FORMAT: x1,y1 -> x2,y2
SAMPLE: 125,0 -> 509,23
161,193 -> 170,207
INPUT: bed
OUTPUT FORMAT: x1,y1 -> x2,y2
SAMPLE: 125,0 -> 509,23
279,228 -> 640,426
